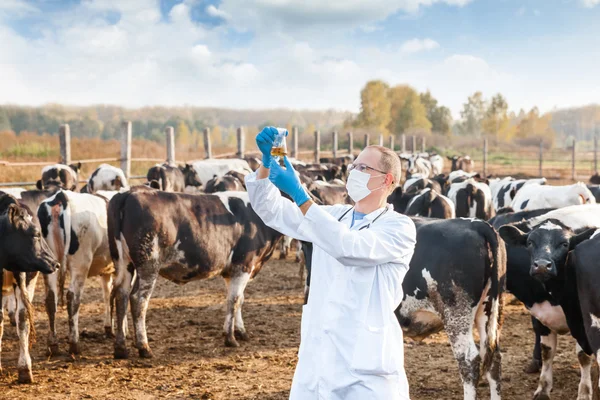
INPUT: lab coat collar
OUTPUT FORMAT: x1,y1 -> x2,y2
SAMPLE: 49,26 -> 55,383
363,204 -> 394,221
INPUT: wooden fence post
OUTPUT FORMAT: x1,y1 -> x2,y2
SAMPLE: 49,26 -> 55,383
347,132 -> 353,155
539,141 -> 544,177
292,126 -> 298,158
483,138 -> 488,177
389,135 -> 394,151
59,124 -> 71,165
332,131 -> 338,159
594,134 -> 598,175
412,136 -> 416,153
203,128 -> 212,159
236,127 -> 245,158
314,130 -> 321,163
572,139 -> 577,181
165,126 -> 175,165
364,134 -> 370,148
121,121 -> 132,177
401,134 -> 406,153
378,134 -> 384,146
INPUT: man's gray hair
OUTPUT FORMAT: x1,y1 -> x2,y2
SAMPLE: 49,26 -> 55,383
368,145 -> 402,189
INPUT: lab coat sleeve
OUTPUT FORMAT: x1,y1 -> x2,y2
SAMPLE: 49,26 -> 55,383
297,203 -> 416,268
245,170 -> 316,242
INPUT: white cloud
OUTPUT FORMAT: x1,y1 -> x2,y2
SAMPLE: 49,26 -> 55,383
516,6 -> 526,16
400,38 -> 440,53
582,0 -> 600,8
206,5 -> 231,21
0,0 -> 38,15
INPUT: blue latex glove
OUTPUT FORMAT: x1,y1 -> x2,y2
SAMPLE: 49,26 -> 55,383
269,157 -> 310,206
256,126 -> 279,167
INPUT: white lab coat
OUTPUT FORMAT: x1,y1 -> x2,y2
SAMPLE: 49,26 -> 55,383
246,172 -> 417,400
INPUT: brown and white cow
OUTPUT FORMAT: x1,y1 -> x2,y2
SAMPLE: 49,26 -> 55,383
146,163 -> 203,193
448,155 -> 475,173
108,187 -> 283,357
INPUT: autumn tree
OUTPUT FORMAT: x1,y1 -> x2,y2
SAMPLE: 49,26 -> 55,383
420,90 -> 452,135
387,85 -> 431,135
457,92 -> 486,136
356,80 -> 391,134
515,107 -> 556,147
482,93 -> 515,141
176,120 -> 191,150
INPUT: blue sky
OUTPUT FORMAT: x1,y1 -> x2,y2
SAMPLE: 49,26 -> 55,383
0,0 -> 599,118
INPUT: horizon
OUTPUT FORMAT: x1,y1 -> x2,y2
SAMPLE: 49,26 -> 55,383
1,0 -> 599,119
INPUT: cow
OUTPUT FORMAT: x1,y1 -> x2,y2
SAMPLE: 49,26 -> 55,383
205,171 -> 247,193
499,210 -> 600,400
448,179 -> 494,220
400,154 -> 432,178
319,155 -> 354,166
499,204 -> 600,399
403,177 -> 443,194
191,159 -> 253,186
0,200 -> 58,383
586,185 -> 600,202
396,217 -> 505,400
429,154 -> 444,176
86,164 -> 129,193
489,177 -> 547,212
307,180 -> 352,206
403,188 -> 455,219
589,173 -> 600,185
107,188 -> 283,356
36,163 -> 81,191
243,156 -> 262,171
448,155 -> 475,173
146,163 -> 203,193
38,190 -> 116,356
295,163 -> 348,182
511,182 -> 596,211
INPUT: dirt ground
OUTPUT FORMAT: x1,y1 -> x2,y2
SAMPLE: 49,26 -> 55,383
0,256 -> 591,400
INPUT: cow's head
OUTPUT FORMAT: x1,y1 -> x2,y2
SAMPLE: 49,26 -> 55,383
39,164 -> 78,191
180,164 -> 203,188
0,203 -> 59,274
499,219 -> 596,281
447,155 -> 460,171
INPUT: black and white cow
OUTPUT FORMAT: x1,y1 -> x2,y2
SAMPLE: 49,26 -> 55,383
511,182 -> 595,211
586,185 -> 600,202
107,187 -> 283,356
36,163 -> 81,191
86,164 -> 129,193
204,170 -> 247,193
191,159 -> 253,186
397,217 -> 505,400
497,204 -> 600,399
448,179 -> 494,220
0,199 -> 58,383
295,162 -> 348,182
489,177 -> 547,211
429,154 -> 444,176
146,163 -> 203,193
400,153 -> 432,178
38,190 -> 116,356
403,188 -> 455,219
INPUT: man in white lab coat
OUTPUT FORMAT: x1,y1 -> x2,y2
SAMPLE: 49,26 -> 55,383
245,127 -> 417,400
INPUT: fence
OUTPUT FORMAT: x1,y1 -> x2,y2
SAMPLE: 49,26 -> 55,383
1,124 -> 598,187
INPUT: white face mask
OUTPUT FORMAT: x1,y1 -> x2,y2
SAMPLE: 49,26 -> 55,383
346,169 -> 385,203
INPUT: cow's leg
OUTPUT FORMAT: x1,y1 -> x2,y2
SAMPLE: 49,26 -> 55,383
66,259 -> 91,355
4,292 -> 16,327
14,275 -> 34,384
100,274 -> 114,338
445,318 -> 480,400
0,270 -> 3,374
43,272 -> 60,356
525,317 -> 543,373
476,306 -> 501,400
130,264 -> 158,358
223,267 -> 251,347
533,331 -> 558,400
295,240 -> 302,263
576,343 -> 593,400
114,266 -> 133,359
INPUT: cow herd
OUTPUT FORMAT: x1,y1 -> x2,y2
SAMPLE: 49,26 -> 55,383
2,152 -> 600,400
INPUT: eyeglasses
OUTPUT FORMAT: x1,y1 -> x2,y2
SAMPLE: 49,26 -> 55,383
348,163 -> 387,175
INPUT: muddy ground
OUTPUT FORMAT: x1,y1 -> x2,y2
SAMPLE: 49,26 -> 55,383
0,256 -> 592,399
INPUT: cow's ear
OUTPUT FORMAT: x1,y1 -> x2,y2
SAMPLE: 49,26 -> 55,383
7,204 -> 25,230
149,180 -> 161,190
36,180 -> 43,190
569,228 -> 597,250
499,225 -> 528,246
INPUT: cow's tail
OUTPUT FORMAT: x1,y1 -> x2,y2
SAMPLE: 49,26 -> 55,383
477,221 -> 506,377
107,191 -> 133,322
45,190 -> 71,307
16,274 -> 36,347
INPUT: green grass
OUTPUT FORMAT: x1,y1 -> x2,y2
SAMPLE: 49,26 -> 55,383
1,143 -> 58,158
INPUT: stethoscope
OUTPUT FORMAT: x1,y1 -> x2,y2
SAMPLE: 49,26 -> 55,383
337,206 -> 389,230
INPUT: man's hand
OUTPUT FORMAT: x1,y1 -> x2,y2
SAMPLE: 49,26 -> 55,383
269,157 -> 310,206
